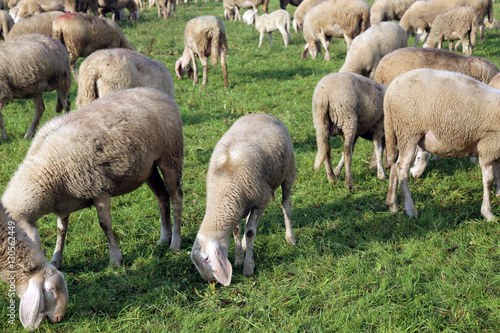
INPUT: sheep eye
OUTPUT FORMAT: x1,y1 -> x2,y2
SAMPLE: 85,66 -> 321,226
203,257 -> 209,263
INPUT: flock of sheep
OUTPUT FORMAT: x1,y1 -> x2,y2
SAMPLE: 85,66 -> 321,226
0,0 -> 499,329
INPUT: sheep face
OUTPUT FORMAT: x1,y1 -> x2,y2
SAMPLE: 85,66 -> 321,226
302,41 -> 320,59
242,10 -> 255,25
175,57 -> 194,79
191,235 -> 232,286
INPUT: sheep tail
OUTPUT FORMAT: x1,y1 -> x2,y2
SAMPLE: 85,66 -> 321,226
312,98 -> 331,171
52,24 -> 64,45
384,102 -> 397,166
76,71 -> 99,108
211,29 -> 222,67
487,0 -> 493,24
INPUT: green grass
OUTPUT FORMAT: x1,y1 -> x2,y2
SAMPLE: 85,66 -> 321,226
1,1 -> 500,332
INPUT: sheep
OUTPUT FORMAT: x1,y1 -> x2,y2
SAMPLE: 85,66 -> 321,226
52,12 -> 135,80
0,203 -> 68,330
280,0 -> 301,10
156,0 -> 175,19
242,9 -> 290,48
302,0 -> 370,61
191,113 -> 296,286
1,87 -> 184,269
223,0 -> 269,21
76,48 -> 174,108
98,0 -> 139,20
0,9 -> 13,39
175,15 -> 228,88
291,0 -> 323,33
422,6 -> 479,56
373,47 -> 499,86
399,0 -> 470,46
467,0 -> 493,43
339,21 -> 408,79
484,16 -> 500,29
384,68 -> 500,221
0,34 -> 71,142
5,11 -> 63,39
10,0 -> 76,22
313,73 -> 387,191
370,0 -> 419,25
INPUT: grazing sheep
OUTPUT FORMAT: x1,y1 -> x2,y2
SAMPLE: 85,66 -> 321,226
399,0 -> 470,46
373,47 -> 499,85
313,73 -> 387,191
339,21 -> 408,79
423,6 -> 479,56
242,9 -> 290,48
52,12 -> 135,80
1,87 -> 184,269
370,0 -> 419,25
0,9 -> 13,39
484,16 -> 500,29
291,0 -> 323,33
468,0 -> 492,43
280,0 -> 301,10
10,0 -> 76,22
302,0 -> 370,61
175,15 -> 228,87
76,48 -> 174,108
384,68 -> 500,221
6,11 -> 63,39
0,204 -> 68,331
98,0 -> 139,20
0,34 -> 71,142
223,0 -> 269,21
191,113 -> 296,286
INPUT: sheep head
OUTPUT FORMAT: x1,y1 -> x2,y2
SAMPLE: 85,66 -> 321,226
191,235 -> 232,286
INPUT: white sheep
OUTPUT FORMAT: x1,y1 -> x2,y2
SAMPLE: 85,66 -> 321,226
423,6 -> 479,56
0,34 -> 71,142
399,0 -> 470,46
291,0 -> 322,32
223,0 -> 268,21
175,15 -> 228,87
10,0 -> 75,22
76,48 -> 174,108
468,0 -> 493,43
373,47 -> 499,85
339,21 -> 408,79
242,9 -> 290,48
370,0 -> 419,25
52,12 -> 135,80
6,11 -> 64,39
313,73 -> 387,191
1,87 -> 184,269
384,68 -> 500,221
0,9 -> 13,39
0,204 -> 68,330
302,0 -> 370,61
191,113 -> 296,286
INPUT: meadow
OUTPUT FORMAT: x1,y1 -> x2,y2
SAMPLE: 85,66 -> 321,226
1,1 -> 500,331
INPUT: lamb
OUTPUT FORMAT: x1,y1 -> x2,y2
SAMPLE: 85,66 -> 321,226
52,12 -> 135,80
1,87 -> 184,269
76,48 -> 175,108
302,0 -> 370,61
373,47 -> 499,86
313,73 -> 387,191
370,0 -> 419,25
242,9 -> 290,48
0,9 -> 13,39
175,15 -> 228,88
291,0 -> 323,33
399,0 -> 470,46
423,6 -> 479,56
223,0 -> 269,21
384,68 -> 500,221
5,11 -> 63,39
339,21 -> 408,79
0,34 -> 71,142
191,113 -> 296,286
0,204 -> 68,330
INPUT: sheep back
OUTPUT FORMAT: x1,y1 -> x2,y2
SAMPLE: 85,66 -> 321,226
6,11 -> 64,39
185,15 -> 227,67
370,0 -> 418,24
77,48 -> 174,108
373,47 -> 499,85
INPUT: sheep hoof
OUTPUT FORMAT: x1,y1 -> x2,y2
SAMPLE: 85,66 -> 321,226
242,263 -> 254,276
286,235 -> 296,245
234,257 -> 244,267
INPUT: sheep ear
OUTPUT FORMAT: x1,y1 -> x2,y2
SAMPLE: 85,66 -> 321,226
20,274 -> 45,330
302,44 -> 309,59
208,243 -> 232,286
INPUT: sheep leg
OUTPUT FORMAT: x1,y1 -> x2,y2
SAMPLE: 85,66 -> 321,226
93,196 -> 123,265
386,163 -> 399,212
494,162 -> 500,197
189,50 -> 198,85
281,174 -> 296,245
396,144 -> 419,217
258,31 -> 265,48
199,55 -> 209,86
233,223 -> 244,266
25,95 -> 45,140
319,34 -> 331,61
343,33 -> 353,51
372,133 -> 385,180
0,102 -> 8,141
70,55 -> 78,81
156,162 -> 183,250
146,167 -> 173,247
267,32 -> 272,47
278,26 -> 289,48
479,160 -> 495,221
242,207 -> 265,276
341,132 -> 357,191
221,52 -> 229,88
50,215 -> 69,270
